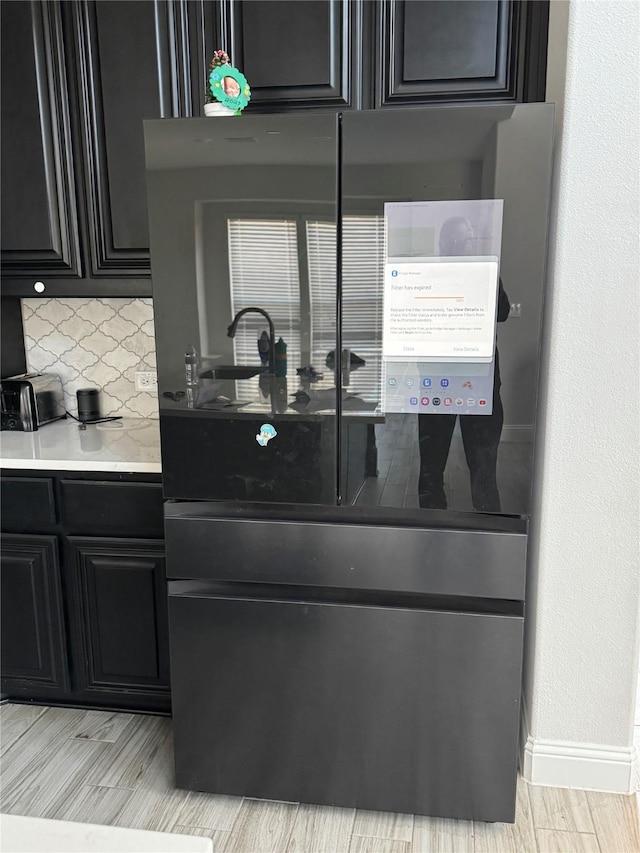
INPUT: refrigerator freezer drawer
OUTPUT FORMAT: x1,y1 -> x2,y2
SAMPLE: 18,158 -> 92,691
164,510 -> 527,601
169,591 -> 524,821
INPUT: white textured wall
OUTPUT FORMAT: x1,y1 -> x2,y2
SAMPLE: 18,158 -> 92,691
523,0 -> 640,780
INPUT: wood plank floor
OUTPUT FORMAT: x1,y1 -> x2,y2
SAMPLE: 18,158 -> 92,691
1,704 -> 638,852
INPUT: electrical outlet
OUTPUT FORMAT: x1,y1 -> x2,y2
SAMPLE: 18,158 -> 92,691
135,371 -> 157,391
510,302 -> 522,318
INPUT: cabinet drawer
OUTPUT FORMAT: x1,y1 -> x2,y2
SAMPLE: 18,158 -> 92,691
0,477 -> 56,532
60,480 -> 164,538
165,508 -> 527,601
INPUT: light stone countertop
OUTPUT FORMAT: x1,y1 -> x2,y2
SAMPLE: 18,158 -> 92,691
0,814 -> 212,852
0,417 -> 161,473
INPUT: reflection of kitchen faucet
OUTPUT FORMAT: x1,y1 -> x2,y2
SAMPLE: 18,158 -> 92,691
227,307 -> 275,375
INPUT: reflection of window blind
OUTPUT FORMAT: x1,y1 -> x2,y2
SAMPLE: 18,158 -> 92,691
305,221 -> 336,371
307,216 -> 385,402
228,219 -> 301,400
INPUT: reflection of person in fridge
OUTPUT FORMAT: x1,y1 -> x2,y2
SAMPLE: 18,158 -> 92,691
438,216 -> 475,256
223,76 -> 240,98
418,216 -> 510,512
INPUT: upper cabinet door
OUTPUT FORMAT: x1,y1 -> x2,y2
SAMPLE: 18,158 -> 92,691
202,0 -> 363,110
69,0 -> 194,277
0,1 -> 82,278
376,0 -> 548,106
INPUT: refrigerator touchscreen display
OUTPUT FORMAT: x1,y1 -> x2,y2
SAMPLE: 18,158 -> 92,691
382,200 -> 503,415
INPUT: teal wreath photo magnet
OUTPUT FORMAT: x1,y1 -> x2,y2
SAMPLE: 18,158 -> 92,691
209,64 -> 251,113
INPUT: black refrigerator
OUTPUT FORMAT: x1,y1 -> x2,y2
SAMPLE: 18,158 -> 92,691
144,104 -> 554,822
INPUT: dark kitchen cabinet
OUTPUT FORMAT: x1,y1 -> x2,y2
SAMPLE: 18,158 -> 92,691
203,0 -> 548,112
1,0 -> 548,295
68,0 -> 193,279
199,0 -> 368,110
0,1 -> 82,279
65,537 -> 170,711
0,476 -> 57,533
0,534 -> 70,697
0,470 -> 170,713
1,0 -> 194,297
376,0 -> 548,106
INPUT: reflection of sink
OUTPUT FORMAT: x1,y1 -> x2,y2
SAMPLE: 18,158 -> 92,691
199,365 -> 268,380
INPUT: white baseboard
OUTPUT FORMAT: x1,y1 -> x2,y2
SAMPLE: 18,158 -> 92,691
520,699 -> 531,773
521,735 -> 638,793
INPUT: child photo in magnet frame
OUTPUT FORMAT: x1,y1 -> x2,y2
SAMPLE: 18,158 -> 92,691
209,65 -> 251,112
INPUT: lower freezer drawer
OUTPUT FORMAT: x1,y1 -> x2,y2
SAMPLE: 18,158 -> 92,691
169,592 -> 523,822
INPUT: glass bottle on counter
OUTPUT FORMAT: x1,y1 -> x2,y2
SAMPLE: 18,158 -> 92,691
185,345 -> 200,408
185,346 -> 200,388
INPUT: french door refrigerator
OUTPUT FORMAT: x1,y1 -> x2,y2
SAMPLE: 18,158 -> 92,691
145,103 -> 554,822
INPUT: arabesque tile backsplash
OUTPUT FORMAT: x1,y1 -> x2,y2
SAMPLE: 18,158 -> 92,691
22,298 -> 158,418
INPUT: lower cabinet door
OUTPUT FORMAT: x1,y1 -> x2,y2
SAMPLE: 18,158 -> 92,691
1,533 -> 69,696
168,590 -> 524,823
66,537 -> 170,712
